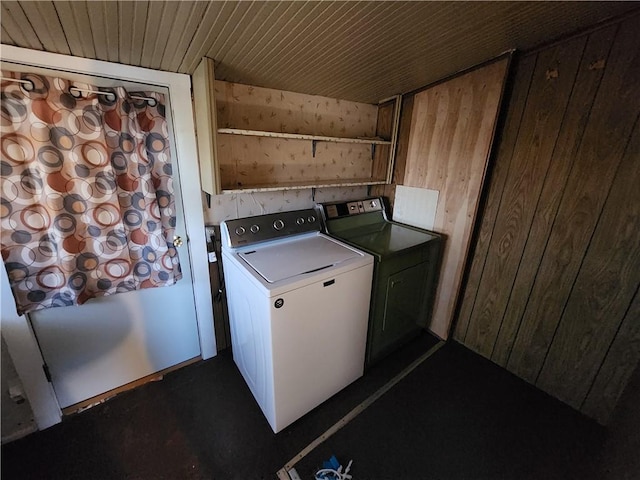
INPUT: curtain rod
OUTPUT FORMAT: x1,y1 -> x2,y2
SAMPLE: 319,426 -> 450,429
1,77 -> 158,106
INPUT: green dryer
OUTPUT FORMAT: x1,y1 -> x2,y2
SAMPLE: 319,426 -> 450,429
319,198 -> 443,367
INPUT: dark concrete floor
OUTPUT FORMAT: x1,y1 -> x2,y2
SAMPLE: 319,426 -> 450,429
1,335 -> 631,480
293,342 -> 606,480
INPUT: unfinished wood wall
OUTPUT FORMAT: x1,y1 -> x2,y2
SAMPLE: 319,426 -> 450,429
455,14 -> 640,424
398,57 -> 510,339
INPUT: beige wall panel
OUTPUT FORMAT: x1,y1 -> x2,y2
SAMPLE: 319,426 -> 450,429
217,135 -> 373,190
372,100 -> 395,182
403,57 -> 509,339
214,80 -> 377,138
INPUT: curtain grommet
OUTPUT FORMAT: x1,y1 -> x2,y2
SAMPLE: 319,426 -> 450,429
21,79 -> 35,92
68,86 -> 83,99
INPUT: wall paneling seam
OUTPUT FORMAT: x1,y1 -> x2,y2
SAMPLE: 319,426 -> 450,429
459,53 -> 538,343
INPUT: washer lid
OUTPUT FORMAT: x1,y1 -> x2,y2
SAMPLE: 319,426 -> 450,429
238,234 -> 362,283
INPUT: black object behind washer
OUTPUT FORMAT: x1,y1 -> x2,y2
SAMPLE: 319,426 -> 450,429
319,197 -> 443,366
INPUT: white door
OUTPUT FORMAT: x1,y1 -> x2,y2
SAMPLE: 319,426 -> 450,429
4,64 -> 201,409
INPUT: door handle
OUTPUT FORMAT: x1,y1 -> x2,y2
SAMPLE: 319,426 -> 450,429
173,235 -> 184,247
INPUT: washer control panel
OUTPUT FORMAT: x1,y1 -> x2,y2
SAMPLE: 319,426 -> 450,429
221,209 -> 320,248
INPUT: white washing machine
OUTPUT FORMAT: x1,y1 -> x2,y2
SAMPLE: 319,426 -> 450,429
221,209 -> 373,433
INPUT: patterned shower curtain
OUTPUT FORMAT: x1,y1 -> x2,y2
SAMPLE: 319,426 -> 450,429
0,71 -> 182,315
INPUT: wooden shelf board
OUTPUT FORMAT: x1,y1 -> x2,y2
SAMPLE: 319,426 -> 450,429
220,179 -> 388,194
217,128 -> 392,145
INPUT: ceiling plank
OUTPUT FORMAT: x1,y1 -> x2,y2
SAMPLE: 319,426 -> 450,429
257,2 -> 396,97
86,1 -> 109,61
160,1 -> 208,72
128,1 -> 149,66
1,1 -> 637,105
243,1 -> 334,77
234,1 -> 319,78
214,1 -> 296,79
103,0 -> 119,62
215,2 -> 282,66
204,1 -> 273,67
147,1 -> 181,70
19,1 -> 70,55
139,1 -> 169,68
54,1 -> 96,59
255,1 -> 360,80
176,1 -> 227,73
274,2 -> 402,85
0,2 -> 42,50
314,2 -> 449,99
1,25 -> 12,46
117,1 -> 134,65
180,1 -> 243,74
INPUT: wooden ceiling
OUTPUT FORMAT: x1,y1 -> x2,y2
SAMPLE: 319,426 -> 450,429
1,1 -> 638,103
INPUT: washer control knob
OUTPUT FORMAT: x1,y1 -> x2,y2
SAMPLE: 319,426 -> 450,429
273,219 -> 285,231
250,225 -> 260,234
296,217 -> 305,225
307,215 -> 316,223
235,226 -> 246,236
370,200 -> 377,208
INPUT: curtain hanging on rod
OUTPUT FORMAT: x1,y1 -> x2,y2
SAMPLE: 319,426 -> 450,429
0,71 -> 182,315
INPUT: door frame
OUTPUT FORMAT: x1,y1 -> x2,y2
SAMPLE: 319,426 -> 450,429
0,45 -> 216,430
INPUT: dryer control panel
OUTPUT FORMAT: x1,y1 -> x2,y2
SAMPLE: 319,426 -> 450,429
321,197 -> 384,220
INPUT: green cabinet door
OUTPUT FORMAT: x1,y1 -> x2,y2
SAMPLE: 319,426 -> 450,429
368,260 -> 430,363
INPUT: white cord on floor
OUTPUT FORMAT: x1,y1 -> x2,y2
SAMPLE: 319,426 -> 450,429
314,459 -> 353,480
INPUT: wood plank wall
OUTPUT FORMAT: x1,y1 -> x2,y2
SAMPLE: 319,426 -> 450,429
397,57 -> 510,339
455,14 -> 640,424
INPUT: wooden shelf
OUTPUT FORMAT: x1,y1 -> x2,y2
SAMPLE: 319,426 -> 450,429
217,128 -> 391,145
192,57 -> 402,195
220,178 -> 388,194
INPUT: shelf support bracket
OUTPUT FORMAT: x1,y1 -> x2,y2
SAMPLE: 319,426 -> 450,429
312,140 -> 317,158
